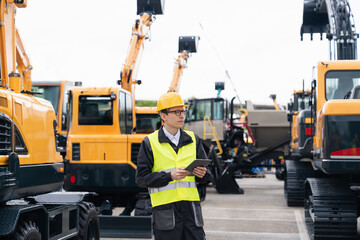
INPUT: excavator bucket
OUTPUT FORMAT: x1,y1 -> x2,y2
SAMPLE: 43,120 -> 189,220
207,146 -> 244,194
137,0 -> 164,15
179,36 -> 199,53
215,82 -> 224,91
300,0 -> 328,40
215,168 -> 244,194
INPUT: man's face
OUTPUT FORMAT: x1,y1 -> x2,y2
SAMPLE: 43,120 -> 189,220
161,106 -> 186,129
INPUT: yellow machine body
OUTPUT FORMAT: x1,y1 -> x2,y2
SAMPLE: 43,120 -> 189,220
0,0 -> 64,203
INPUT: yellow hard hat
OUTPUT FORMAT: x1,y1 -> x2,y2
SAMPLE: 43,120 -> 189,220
156,92 -> 189,112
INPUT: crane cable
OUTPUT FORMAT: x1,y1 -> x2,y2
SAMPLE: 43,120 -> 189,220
199,22 -> 242,108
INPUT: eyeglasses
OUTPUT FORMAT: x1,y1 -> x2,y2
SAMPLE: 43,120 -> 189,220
166,109 -> 187,116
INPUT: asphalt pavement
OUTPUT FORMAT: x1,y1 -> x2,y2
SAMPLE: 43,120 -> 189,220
101,172 -> 311,240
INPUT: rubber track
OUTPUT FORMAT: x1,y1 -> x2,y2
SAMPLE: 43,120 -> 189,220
305,178 -> 357,240
285,160 -> 314,206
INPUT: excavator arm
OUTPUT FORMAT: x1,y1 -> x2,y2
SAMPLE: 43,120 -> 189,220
119,13 -> 151,94
0,0 -> 29,92
269,94 -> 281,110
168,36 -> 199,93
15,29 -> 32,91
118,0 -> 164,96
301,0 -> 358,60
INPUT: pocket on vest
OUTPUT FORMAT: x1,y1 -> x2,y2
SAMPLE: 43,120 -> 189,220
153,204 -> 175,231
192,201 -> 204,227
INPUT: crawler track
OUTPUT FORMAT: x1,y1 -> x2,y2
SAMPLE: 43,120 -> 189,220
305,178 -> 357,240
284,160 -> 314,206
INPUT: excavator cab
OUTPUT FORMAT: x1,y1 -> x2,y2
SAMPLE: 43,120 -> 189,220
314,65 -> 360,172
184,97 -> 228,142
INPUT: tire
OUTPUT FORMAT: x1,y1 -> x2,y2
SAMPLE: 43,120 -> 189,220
275,167 -> 285,180
77,202 -> 100,240
12,220 -> 41,240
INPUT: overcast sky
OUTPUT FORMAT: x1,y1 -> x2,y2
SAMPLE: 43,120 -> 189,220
15,0 -> 360,106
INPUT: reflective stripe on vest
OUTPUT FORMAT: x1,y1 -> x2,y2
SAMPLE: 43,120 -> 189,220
148,181 -> 197,194
148,130 -> 200,207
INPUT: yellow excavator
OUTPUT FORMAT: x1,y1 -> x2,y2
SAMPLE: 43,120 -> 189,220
62,1 -> 163,238
0,1 -> 99,239
284,0 -> 360,238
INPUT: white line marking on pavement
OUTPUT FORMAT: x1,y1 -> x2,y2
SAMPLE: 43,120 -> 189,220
206,231 -> 300,239
295,210 -> 310,240
204,217 -> 296,222
202,207 -> 298,212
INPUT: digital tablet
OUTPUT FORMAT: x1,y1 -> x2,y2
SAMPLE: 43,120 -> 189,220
185,159 -> 211,176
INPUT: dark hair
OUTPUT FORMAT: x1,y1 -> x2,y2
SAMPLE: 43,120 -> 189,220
160,109 -> 169,114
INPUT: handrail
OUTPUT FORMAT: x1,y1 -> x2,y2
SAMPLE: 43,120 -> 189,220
203,115 -> 223,155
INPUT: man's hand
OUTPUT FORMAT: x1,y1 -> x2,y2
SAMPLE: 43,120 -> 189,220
192,166 -> 206,178
171,168 -> 190,181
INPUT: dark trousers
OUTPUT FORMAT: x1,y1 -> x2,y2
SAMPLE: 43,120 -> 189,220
153,201 -> 206,240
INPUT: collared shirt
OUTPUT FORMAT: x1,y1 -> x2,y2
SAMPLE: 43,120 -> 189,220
162,127 -> 180,146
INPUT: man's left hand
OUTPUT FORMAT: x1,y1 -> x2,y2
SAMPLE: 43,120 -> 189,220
192,166 -> 206,178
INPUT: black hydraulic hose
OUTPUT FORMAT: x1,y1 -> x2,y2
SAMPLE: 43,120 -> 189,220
230,96 -> 236,130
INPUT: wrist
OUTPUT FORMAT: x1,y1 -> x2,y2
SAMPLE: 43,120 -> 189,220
169,172 -> 174,181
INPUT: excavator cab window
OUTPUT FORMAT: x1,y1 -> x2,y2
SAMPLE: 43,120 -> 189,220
61,83 -> 73,131
297,93 -> 311,111
78,95 -> 113,125
119,91 -> 133,134
136,114 -> 160,133
67,91 -> 73,131
32,86 -> 60,113
186,98 -> 226,122
325,71 -> 360,100
196,100 -> 211,120
214,98 -> 225,120
350,85 -> 360,99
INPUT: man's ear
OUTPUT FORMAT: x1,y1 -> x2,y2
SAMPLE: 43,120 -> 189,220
159,112 -> 166,122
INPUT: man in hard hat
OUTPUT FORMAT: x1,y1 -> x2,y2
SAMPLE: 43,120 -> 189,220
136,92 -> 210,240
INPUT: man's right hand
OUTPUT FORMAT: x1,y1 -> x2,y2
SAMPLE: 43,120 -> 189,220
171,168 -> 190,180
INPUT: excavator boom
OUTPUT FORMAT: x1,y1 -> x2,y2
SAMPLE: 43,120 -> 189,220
119,0 -> 164,97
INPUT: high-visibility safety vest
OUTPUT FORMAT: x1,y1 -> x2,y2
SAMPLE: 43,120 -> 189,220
148,130 -> 200,207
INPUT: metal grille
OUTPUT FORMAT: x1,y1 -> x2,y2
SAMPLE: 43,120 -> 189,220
0,116 -> 12,154
72,143 -> 80,160
131,143 -> 141,166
